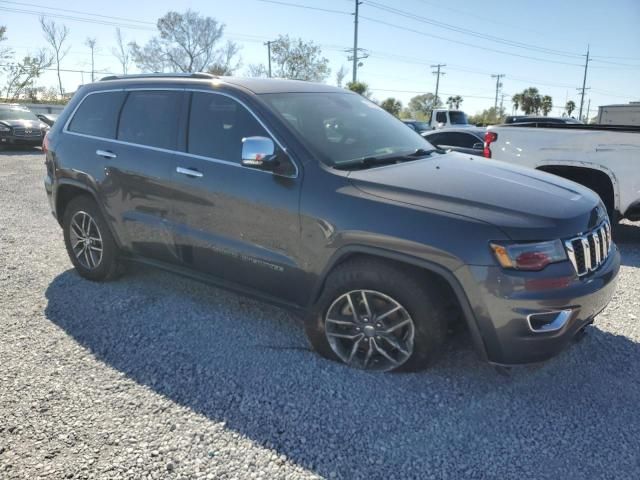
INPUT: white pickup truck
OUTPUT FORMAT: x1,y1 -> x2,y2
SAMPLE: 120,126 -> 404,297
485,123 -> 640,222
404,109 -> 473,133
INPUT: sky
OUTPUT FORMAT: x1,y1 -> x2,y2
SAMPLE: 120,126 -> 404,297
1,0 -> 639,117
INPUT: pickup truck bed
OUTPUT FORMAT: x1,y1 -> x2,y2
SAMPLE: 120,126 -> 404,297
486,123 -> 640,222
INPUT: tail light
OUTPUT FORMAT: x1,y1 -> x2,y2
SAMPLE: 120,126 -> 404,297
483,131 -> 497,158
42,131 -> 50,154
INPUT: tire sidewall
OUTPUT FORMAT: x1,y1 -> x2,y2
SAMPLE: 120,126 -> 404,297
62,196 -> 119,281
306,262 -> 446,372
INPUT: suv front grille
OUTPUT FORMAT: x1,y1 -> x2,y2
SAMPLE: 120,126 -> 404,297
564,221 -> 612,276
13,127 -> 42,138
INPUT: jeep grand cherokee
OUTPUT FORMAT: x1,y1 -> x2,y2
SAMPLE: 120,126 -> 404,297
43,73 -> 620,372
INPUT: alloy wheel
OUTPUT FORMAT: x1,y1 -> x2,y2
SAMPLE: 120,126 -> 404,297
69,211 -> 103,270
324,289 -> 415,371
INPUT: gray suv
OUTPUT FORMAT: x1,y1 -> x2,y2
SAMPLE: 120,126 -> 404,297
44,74 -> 620,372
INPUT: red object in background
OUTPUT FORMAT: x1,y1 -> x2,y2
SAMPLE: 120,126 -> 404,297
484,131 -> 497,158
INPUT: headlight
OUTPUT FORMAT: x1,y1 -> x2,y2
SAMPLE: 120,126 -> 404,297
0,125 -> 10,132
490,240 -> 567,271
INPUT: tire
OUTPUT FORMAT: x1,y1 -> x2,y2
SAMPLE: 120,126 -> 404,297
305,258 -> 448,372
62,195 -> 122,281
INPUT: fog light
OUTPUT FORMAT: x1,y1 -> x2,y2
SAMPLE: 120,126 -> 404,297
527,309 -> 573,333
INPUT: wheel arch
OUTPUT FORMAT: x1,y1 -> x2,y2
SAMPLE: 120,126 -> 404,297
535,162 -> 620,219
310,246 -> 489,362
55,180 -> 123,248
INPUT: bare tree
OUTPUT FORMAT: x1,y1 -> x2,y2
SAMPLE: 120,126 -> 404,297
39,17 -> 70,96
206,41 -> 241,75
0,26 -> 13,62
3,50 -> 52,101
245,64 -> 268,78
335,65 -> 348,87
130,10 -> 240,74
269,35 -> 330,82
111,28 -> 131,75
85,37 -> 97,82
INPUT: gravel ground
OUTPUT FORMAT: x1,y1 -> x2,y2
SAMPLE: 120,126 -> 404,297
1,149 -> 639,480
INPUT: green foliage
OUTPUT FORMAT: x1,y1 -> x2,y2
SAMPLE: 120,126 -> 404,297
512,87 -> 553,115
380,97 -> 402,116
565,100 -> 576,116
346,81 -> 371,97
407,93 -> 439,118
468,107 -> 505,126
446,95 -> 463,109
269,35 -> 330,82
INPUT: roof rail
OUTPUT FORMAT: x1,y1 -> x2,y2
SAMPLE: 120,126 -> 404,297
99,72 -> 217,82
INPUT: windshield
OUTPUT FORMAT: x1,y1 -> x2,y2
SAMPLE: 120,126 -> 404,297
0,107 -> 39,122
449,111 -> 469,125
260,92 -> 434,167
411,122 -> 430,131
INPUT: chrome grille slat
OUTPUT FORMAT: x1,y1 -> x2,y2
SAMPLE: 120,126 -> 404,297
13,127 -> 41,138
564,220 -> 612,277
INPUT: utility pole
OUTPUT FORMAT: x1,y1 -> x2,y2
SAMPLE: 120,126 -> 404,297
491,74 -> 505,113
264,41 -> 273,78
576,87 -> 591,121
578,45 -> 590,121
585,98 -> 591,123
352,0 -> 363,83
85,37 -> 97,82
431,64 -> 446,107
500,93 -> 506,117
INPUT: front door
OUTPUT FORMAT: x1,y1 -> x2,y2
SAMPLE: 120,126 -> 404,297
168,91 -> 305,303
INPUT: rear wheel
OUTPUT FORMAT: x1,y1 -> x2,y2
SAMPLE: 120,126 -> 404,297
62,195 -> 122,281
305,259 -> 448,372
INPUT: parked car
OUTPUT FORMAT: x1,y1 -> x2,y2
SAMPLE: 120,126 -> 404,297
37,113 -> 59,127
0,104 -> 49,148
504,115 -> 582,125
422,128 -> 485,156
402,119 -> 431,134
44,73 -> 620,372
485,123 -> 640,222
429,109 -> 474,129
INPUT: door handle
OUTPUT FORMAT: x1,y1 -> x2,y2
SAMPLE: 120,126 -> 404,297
176,166 -> 203,178
96,149 -> 117,159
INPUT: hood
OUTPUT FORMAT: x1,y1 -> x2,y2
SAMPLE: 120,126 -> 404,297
0,119 -> 45,130
348,152 -> 604,241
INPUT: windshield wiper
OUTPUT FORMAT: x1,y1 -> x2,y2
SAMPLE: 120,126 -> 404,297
333,148 -> 438,170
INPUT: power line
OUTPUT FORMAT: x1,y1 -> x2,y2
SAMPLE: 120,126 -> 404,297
359,15 -> 584,67
254,0 -> 350,15
0,0 -> 155,25
364,0 -> 583,59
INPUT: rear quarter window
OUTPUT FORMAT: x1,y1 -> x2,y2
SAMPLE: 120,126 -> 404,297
67,91 -> 126,139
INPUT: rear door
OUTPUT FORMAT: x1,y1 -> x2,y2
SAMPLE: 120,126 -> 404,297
167,91 -> 304,303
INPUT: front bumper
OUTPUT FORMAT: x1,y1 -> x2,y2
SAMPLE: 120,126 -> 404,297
0,134 -> 43,147
456,246 -> 620,365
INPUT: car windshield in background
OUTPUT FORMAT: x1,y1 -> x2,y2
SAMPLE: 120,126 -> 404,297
0,107 -> 40,122
260,92 -> 434,167
450,111 -> 469,125
412,122 -> 430,131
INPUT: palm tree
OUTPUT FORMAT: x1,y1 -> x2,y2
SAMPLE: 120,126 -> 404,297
452,95 -> 463,109
512,93 -> 522,114
541,96 -> 553,116
520,87 -> 541,115
565,100 -> 576,116
446,96 -> 455,109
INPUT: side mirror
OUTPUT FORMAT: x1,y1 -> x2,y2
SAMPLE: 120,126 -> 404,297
241,136 -> 296,177
472,142 -> 484,150
241,136 -> 276,169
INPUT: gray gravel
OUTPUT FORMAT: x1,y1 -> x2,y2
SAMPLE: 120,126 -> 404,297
1,149 -> 639,479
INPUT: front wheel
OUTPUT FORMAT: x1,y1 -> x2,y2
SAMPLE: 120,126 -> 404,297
305,259 -> 448,372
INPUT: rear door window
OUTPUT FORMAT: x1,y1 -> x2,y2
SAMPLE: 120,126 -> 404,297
68,91 -> 126,139
117,91 -> 182,150
187,93 -> 269,163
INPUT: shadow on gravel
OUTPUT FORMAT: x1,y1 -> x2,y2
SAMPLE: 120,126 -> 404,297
0,147 -> 42,156
44,266 -> 640,479
614,222 -> 640,268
